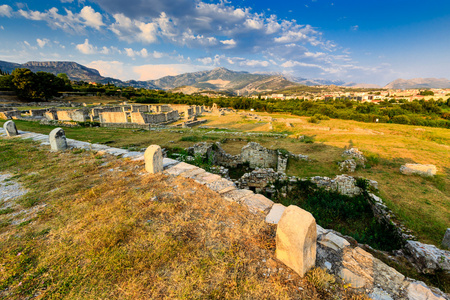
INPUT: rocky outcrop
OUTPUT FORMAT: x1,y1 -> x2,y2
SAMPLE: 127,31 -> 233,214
405,241 -> 450,274
338,159 -> 357,173
316,227 -> 449,300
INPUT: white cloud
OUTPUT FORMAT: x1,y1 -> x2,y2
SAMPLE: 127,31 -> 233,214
18,6 -> 104,34
76,39 -> 96,54
351,25 -> 359,31
220,39 -> 236,48
0,26 -> 4,30
197,57 -> 213,65
0,4 -> 12,17
37,38 -> 50,48
88,60 -> 137,80
240,59 -> 270,67
110,13 -> 158,43
79,6 -> 104,30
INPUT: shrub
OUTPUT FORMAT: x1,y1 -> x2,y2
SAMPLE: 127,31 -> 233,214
308,116 -> 319,123
392,115 -> 410,125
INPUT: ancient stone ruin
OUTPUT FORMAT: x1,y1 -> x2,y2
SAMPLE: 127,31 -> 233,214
3,120 -> 18,137
276,205 -> 317,277
144,145 -> 164,174
49,127 -> 68,151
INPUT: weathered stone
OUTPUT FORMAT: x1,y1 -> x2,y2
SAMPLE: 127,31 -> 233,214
342,148 -> 367,165
164,162 -> 198,176
318,232 -> 350,252
49,127 -> 67,151
221,188 -> 254,203
405,240 -> 450,273
407,281 -> 446,300
276,205 -> 317,277
400,164 -> 437,177
241,194 -> 274,214
206,178 -> 236,193
265,203 -> 286,224
144,145 -> 163,173
338,159 -> 357,173
443,229 -> 450,250
3,120 -> 18,137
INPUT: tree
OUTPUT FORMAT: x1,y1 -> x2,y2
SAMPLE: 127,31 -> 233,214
11,68 -> 38,100
35,71 -> 65,100
0,74 -> 13,90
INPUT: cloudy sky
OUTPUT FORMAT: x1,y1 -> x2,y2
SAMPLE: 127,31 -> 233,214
0,0 -> 449,85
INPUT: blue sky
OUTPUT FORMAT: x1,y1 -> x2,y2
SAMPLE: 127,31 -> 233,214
0,0 -> 449,85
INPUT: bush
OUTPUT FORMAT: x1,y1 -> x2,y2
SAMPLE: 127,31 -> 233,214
308,116 -> 319,123
392,115 -> 411,124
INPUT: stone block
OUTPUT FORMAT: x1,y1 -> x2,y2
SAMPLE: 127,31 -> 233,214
206,178 -> 236,193
407,281 -> 446,300
144,145 -> 163,174
276,205 -> 317,277
265,203 -> 286,224
405,240 -> 450,273
318,232 -> 350,252
221,189 -> 254,203
442,228 -> 450,250
3,120 -> 18,137
400,164 -> 437,177
241,194 -> 274,214
49,128 -> 67,151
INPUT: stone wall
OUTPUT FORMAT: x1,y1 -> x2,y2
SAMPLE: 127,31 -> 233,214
0,110 -> 22,120
99,112 -> 128,123
56,109 -> 88,122
30,109 -> 48,117
241,142 -> 278,169
91,106 -> 123,117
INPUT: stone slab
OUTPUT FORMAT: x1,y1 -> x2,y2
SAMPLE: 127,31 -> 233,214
179,167 -> 206,178
206,178 -> 236,192
164,162 -> 198,176
318,232 -> 350,252
221,188 -> 254,203
265,203 -> 286,224
241,193 -> 274,214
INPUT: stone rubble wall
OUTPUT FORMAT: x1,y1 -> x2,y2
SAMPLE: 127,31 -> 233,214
99,112 -> 128,123
0,110 -> 22,120
241,142 -> 278,169
91,106 -> 123,117
56,109 -> 88,122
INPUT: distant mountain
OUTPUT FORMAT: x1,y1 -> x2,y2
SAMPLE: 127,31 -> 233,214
0,61 -> 298,94
384,78 -> 450,89
153,67 -> 299,95
0,61 -> 103,82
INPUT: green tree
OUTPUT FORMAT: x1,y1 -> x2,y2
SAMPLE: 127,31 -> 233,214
35,71 -> 65,100
0,74 -> 13,90
11,68 -> 38,100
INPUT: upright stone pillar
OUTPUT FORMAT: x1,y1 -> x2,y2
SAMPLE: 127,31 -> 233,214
443,229 -> 450,249
49,127 -> 68,151
276,205 -> 317,277
144,145 -> 163,173
3,120 -> 18,137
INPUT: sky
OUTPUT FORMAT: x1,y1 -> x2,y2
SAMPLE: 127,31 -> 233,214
0,0 -> 450,86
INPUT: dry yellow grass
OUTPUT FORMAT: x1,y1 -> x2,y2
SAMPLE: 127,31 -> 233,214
0,138 -> 368,299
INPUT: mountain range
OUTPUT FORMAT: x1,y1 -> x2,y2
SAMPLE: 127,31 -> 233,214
1,60 -> 449,93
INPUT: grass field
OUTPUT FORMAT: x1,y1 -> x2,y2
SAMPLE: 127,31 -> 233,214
1,108 -> 449,248
0,137 -> 370,299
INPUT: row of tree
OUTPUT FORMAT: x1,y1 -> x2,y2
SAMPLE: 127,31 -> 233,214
0,68 -> 71,100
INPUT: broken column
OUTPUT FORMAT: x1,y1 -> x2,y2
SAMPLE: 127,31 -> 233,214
3,120 -> 18,137
276,205 -> 317,277
144,145 -> 163,173
49,127 -> 68,151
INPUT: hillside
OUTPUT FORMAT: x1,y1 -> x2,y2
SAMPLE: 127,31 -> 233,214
384,77 -> 450,89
